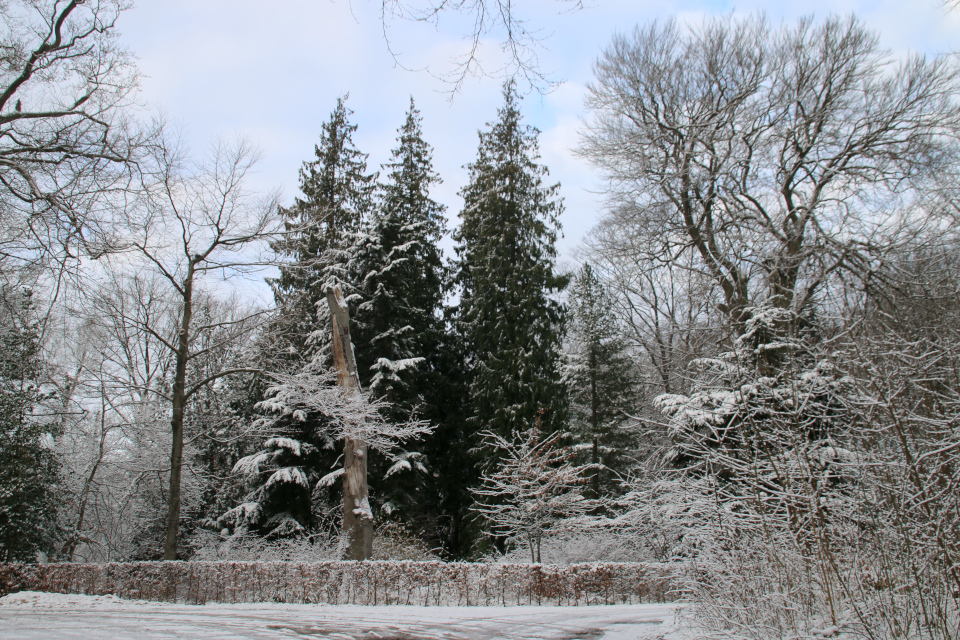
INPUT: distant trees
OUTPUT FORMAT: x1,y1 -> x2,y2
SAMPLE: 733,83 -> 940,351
565,264 -> 640,499
102,136 -> 280,560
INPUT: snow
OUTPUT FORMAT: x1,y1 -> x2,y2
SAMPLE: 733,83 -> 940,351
263,467 -> 310,490
353,496 -> 373,519
0,591 -> 689,640
232,452 -> 269,476
384,458 -> 411,477
263,437 -> 306,455
317,467 -> 345,487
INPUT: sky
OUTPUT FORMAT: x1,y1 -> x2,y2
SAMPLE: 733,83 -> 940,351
116,0 -> 960,295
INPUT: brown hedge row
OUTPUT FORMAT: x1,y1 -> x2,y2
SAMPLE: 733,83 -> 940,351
0,561 -> 680,605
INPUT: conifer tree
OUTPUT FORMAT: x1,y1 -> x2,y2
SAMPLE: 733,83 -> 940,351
350,97 -> 447,409
270,97 -> 377,361
0,289 -> 61,562
566,263 -> 640,499
347,100 -> 469,547
453,80 -> 568,441
239,98 -> 376,541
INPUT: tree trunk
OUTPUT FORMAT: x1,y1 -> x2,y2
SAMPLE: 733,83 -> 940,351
326,285 -> 373,561
590,345 -> 600,500
164,269 -> 194,561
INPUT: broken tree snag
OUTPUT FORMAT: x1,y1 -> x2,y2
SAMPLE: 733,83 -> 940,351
325,285 -> 373,561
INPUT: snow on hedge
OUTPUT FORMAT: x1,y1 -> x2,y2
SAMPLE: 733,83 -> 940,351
0,561 -> 679,606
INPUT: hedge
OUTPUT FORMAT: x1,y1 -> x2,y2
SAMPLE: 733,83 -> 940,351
0,561 -> 681,606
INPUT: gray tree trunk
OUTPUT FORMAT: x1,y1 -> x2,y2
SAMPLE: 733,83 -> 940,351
164,266 -> 195,561
325,286 -> 373,561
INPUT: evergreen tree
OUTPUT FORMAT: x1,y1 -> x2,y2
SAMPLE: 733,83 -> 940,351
566,263 -> 641,499
221,435 -> 323,539
350,97 -> 447,409
234,98 -> 377,542
347,98 -> 453,534
0,289 -> 61,562
453,80 -> 569,441
270,96 -> 377,361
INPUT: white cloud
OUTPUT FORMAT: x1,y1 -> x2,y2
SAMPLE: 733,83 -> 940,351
118,0 -> 960,275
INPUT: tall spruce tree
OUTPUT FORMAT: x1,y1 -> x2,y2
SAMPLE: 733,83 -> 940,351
270,96 -> 377,362
453,80 -> 568,442
350,97 -> 447,408
242,98 -> 376,540
346,98 -> 452,532
566,263 -> 640,500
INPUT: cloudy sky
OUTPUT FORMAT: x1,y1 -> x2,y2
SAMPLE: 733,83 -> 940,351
117,0 -> 960,279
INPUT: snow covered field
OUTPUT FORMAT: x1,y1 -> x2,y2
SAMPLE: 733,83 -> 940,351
0,591 -> 687,640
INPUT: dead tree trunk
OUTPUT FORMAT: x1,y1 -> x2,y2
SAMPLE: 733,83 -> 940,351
325,285 -> 373,561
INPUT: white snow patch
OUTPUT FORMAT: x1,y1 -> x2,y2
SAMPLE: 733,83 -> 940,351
0,593 -> 686,639
353,496 -> 373,519
0,591 -> 160,608
384,458 -> 412,477
317,467 -> 345,487
264,437 -> 303,455
263,467 -> 309,490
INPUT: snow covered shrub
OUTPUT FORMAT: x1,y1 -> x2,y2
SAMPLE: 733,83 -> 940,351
370,521 -> 439,561
189,530 -> 340,562
641,303 -> 960,639
493,530 -> 659,564
634,307 -> 871,636
471,427 -> 593,563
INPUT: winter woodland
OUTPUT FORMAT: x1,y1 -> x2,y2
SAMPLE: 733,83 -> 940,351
1,2 -> 959,638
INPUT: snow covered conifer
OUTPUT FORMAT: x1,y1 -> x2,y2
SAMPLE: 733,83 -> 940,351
221,436 -> 321,539
453,80 -> 568,440
350,97 -> 448,411
246,99 -> 376,539
566,263 -> 641,499
270,97 -> 377,361
0,290 -> 61,561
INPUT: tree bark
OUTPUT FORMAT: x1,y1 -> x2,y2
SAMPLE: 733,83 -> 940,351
164,267 -> 195,561
326,285 -> 373,561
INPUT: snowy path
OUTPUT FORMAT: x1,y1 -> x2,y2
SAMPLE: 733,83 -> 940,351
0,592 -> 684,640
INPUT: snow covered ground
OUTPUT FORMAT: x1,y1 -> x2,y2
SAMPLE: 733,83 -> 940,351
0,591 -> 688,640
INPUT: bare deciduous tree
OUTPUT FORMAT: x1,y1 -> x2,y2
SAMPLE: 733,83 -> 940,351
380,0 -> 583,92
579,16 -> 960,344
471,424 -> 592,563
0,0 -> 148,275
102,136 -> 281,560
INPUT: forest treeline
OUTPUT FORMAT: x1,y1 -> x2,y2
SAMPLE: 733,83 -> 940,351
2,3 -> 959,638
